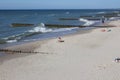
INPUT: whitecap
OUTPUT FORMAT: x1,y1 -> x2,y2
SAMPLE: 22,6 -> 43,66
52,27 -> 79,33
113,11 -> 119,13
97,12 -> 106,14
79,18 -> 96,26
6,40 -> 17,43
66,12 -> 70,14
28,23 -> 52,33
48,14 -> 55,16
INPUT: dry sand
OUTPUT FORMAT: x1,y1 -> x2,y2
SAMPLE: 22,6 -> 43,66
1,20 -> 120,80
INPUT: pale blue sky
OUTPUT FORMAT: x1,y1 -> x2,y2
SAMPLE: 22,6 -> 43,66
0,0 -> 120,9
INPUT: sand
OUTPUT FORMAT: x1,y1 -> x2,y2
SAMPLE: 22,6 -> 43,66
0,20 -> 120,80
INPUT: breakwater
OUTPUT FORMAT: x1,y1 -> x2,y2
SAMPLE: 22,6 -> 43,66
0,48 -> 48,54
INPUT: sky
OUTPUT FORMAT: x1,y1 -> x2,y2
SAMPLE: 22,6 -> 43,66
0,0 -> 120,9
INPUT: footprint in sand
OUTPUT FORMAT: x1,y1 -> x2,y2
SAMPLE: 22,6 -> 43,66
97,63 -> 114,70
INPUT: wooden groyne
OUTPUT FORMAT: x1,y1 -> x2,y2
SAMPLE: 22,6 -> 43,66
79,16 -> 114,20
45,24 -> 86,28
11,23 -> 34,27
80,12 -> 120,18
80,18 -> 101,20
59,18 -> 78,20
59,17 -> 101,20
0,48 -> 48,54
96,12 -> 120,18
10,23 -> 115,28
80,15 -> 94,18
45,24 -> 115,28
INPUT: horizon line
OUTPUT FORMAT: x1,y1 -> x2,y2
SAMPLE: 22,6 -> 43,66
0,8 -> 120,10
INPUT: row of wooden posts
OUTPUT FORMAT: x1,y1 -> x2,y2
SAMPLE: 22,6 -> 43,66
11,12 -> 120,27
11,23 -> 115,28
0,48 -> 48,54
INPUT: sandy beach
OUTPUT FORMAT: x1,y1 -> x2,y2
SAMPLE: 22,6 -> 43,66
1,20 -> 120,80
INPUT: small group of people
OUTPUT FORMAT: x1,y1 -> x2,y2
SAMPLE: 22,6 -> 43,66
101,28 -> 111,32
115,57 -> 120,63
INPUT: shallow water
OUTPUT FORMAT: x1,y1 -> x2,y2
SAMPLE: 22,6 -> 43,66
0,9 -> 119,45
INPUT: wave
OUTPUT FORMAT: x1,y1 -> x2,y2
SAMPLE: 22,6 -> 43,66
109,17 -> 116,20
52,27 -> 78,33
113,11 -> 119,13
65,12 -> 70,14
48,14 -> 56,17
2,32 -> 41,44
1,23 -> 50,43
109,17 -> 120,21
6,40 -> 17,43
97,12 -> 106,14
28,23 -> 52,33
79,18 -> 96,26
1,23 -> 83,44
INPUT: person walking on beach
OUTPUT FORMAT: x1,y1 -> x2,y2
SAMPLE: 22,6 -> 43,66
101,16 -> 105,23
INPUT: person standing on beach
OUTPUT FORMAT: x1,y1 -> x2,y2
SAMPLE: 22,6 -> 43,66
101,16 -> 105,23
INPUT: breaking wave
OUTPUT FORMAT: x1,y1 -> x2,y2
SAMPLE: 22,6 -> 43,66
65,12 -> 70,14
97,12 -> 106,14
2,23 -> 52,43
1,23 -> 80,44
52,27 -> 78,33
28,23 -> 52,33
79,18 -> 96,26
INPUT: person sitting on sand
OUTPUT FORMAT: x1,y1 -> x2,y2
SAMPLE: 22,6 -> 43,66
101,29 -> 106,32
58,37 -> 64,42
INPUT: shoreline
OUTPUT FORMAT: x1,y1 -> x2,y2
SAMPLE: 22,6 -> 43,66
0,19 -> 115,56
0,15 -> 117,50
0,27 -> 95,53
0,20 -> 116,62
0,18 -> 117,59
0,19 -> 114,52
0,20 -> 120,80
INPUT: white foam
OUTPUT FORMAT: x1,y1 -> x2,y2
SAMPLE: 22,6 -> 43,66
113,11 -> 119,13
28,23 -> 52,33
48,14 -> 55,16
23,39 -> 38,42
79,18 -> 95,26
109,17 -> 120,20
109,17 -> 116,20
6,40 -> 17,43
52,27 -> 78,32
66,12 -> 70,14
29,23 -> 79,33
97,12 -> 106,14
118,14 -> 120,16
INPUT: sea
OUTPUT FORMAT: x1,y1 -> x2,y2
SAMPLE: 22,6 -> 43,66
0,9 -> 119,48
